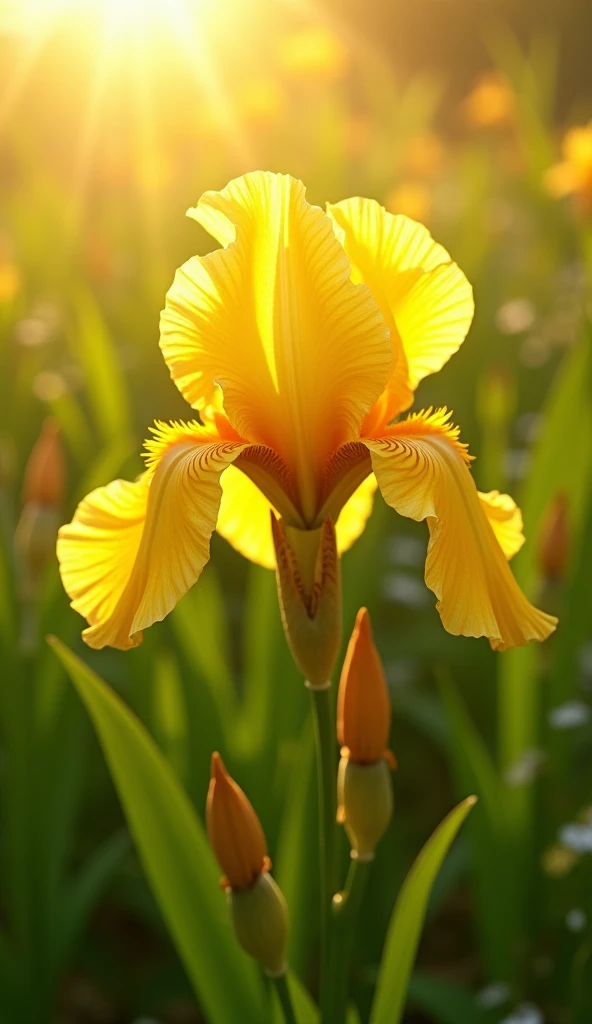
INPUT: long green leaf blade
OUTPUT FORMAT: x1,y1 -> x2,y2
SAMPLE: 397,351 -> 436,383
49,637 -> 264,1024
370,796 -> 476,1024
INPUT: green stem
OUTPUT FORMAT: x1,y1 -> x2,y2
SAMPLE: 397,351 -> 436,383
309,685 -> 337,1022
331,859 -> 369,1024
273,974 -> 298,1024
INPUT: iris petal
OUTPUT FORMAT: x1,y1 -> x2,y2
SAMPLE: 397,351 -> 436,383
57,422 -> 247,649
328,197 -> 474,424
365,409 -> 556,650
160,171 -> 391,522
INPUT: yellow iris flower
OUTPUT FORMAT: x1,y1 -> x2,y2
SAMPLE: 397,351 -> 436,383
545,123 -> 592,212
57,171 -> 557,652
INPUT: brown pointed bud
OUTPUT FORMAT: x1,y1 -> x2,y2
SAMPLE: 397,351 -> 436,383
337,608 -> 392,764
538,493 -> 569,582
22,419 -> 65,509
207,754 -> 289,976
15,420 -> 65,600
336,608 -> 395,861
206,753 -> 269,891
271,515 -> 342,689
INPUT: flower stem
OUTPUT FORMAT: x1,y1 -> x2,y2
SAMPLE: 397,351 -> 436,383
273,974 -> 298,1024
330,858 -> 369,1022
309,684 -> 337,1021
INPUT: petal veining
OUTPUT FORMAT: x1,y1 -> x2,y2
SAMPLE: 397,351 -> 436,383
328,197 -> 474,424
57,422 -> 247,650
160,171 -> 391,522
365,409 -> 556,650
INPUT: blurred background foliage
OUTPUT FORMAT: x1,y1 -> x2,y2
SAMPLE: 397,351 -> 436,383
0,0 -> 591,1021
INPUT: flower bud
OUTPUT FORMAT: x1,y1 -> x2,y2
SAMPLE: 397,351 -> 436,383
206,753 -> 289,975
271,515 -> 341,689
337,756 -> 393,861
229,872 -> 289,977
336,608 -> 395,860
538,493 -> 569,583
337,607 -> 391,764
15,420 -> 65,602
206,752 -> 268,890
22,419 -> 65,509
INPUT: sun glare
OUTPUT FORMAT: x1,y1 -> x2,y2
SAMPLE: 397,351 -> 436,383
2,0 -> 207,35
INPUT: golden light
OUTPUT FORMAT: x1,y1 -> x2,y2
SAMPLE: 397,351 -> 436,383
1,0 -> 207,37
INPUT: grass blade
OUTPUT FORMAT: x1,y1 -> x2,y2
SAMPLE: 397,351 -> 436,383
439,672 -> 512,980
49,637 -> 264,1024
370,796 -> 476,1024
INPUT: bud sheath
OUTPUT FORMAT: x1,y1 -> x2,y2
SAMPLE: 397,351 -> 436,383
337,756 -> 393,861
271,515 -> 341,688
229,872 -> 288,977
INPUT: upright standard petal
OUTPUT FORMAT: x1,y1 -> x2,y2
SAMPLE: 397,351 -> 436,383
57,422 -> 247,650
365,409 -> 556,650
160,172 -> 391,523
327,198 -> 474,423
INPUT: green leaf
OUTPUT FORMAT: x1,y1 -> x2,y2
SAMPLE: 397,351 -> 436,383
514,331 -> 592,594
69,287 -> 131,445
275,720 -> 318,979
497,330 -> 592,951
370,796 -> 476,1024
49,637 -> 265,1024
407,972 -> 483,1024
272,973 -> 319,1024
53,830 -> 130,975
438,672 -> 512,980
151,651 -> 188,784
170,564 -> 237,726
75,436 -> 137,501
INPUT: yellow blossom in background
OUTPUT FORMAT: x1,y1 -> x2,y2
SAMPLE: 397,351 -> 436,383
402,132 -> 446,179
278,26 -> 348,83
0,237 -> 21,303
544,123 -> 592,213
462,72 -> 515,129
385,181 -> 431,223
0,261 -> 21,303
57,170 -> 556,653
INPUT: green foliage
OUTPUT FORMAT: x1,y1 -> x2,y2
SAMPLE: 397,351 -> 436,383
0,12 -> 590,1023
370,797 -> 476,1024
49,637 -> 266,1024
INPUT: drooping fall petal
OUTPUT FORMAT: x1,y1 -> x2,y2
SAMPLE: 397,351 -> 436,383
327,197 -> 474,424
364,409 -> 557,650
216,465 -> 377,570
160,171 -> 391,522
337,607 -> 391,763
207,753 -> 269,890
57,422 -> 247,650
